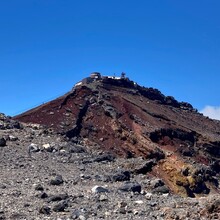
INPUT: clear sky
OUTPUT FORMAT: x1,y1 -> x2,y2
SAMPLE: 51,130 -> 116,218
0,1 -> 220,119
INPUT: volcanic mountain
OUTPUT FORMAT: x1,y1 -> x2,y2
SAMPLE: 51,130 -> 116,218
14,73 -> 220,197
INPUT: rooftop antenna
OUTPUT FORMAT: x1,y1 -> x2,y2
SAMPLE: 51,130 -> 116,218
121,72 -> 126,79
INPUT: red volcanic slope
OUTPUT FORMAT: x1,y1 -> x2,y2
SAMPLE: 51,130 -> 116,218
14,76 -> 220,196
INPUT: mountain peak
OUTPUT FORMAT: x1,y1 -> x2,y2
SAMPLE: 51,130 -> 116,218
14,73 -> 220,197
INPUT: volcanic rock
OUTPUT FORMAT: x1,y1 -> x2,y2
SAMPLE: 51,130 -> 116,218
39,205 -> 51,215
52,200 -> 68,212
111,170 -> 131,182
47,193 -> 69,202
91,186 -> 109,193
119,182 -> 142,193
50,175 -> 64,186
0,137 -> 6,147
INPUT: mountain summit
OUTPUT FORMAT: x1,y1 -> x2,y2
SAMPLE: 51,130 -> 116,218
14,72 -> 220,197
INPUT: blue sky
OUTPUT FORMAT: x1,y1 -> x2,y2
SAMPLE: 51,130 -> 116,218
0,1 -> 220,119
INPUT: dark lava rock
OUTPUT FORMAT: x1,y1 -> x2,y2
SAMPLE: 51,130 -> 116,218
134,159 -> 156,174
34,184 -> 44,191
68,144 -> 85,153
152,185 -> 170,194
47,193 -> 69,202
52,201 -> 68,212
190,181 -> 210,194
39,192 -> 48,199
93,154 -> 115,163
119,182 -> 141,193
0,137 -> 6,147
39,205 -> 51,215
8,120 -> 22,129
111,170 -> 130,182
151,179 -> 165,188
182,167 -> 190,176
50,175 -> 64,185
0,185 -> 6,189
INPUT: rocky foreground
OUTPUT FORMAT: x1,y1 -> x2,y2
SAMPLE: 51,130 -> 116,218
0,113 -> 220,220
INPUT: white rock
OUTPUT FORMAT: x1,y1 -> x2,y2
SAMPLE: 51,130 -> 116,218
9,135 -> 18,141
135,200 -> 144,204
162,193 -> 169,197
105,211 -> 111,217
42,143 -> 51,149
99,194 -> 108,201
145,192 -> 153,200
91,186 -> 109,193
79,215 -> 86,220
133,210 -> 139,215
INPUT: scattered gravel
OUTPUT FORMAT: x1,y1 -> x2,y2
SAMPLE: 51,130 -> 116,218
0,115 -> 219,219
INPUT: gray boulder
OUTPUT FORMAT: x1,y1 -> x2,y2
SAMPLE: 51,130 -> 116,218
119,182 -> 141,193
50,175 -> 64,186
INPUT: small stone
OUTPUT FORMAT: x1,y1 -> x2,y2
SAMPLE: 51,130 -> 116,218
50,175 -> 64,185
145,193 -> 153,200
28,143 -> 40,154
0,137 -> 6,147
79,215 -> 86,220
119,182 -> 141,193
162,193 -> 169,198
134,159 -> 156,174
118,201 -> 127,208
39,205 -> 51,215
152,185 -> 170,194
23,203 -> 30,208
135,200 -> 144,205
0,184 -> 6,189
105,211 -> 111,217
99,194 -> 108,201
68,144 -> 85,153
42,143 -> 53,152
93,154 -> 115,163
71,210 -> 80,219
91,186 -> 109,193
151,179 -> 164,188
150,202 -> 157,207
47,193 -> 69,202
9,135 -> 18,141
133,210 -> 139,215
111,170 -> 130,182
34,184 -> 44,191
40,192 -> 48,199
53,201 -> 68,212
119,208 -> 126,214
